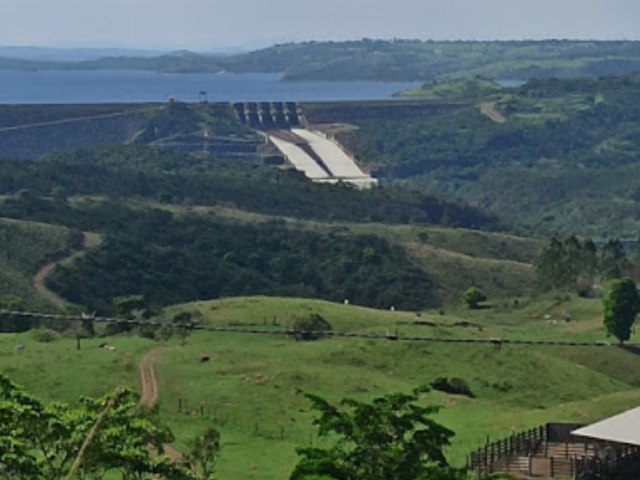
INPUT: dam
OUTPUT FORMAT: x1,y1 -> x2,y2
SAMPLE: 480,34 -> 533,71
233,102 -> 377,189
0,101 -> 379,189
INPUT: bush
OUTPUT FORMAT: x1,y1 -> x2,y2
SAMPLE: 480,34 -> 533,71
31,328 -> 60,343
291,313 -> 332,341
463,287 -> 487,309
430,376 -> 475,398
154,323 -> 174,341
137,323 -> 159,340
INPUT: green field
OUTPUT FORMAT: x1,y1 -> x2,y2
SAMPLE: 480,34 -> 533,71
3,295 -> 640,479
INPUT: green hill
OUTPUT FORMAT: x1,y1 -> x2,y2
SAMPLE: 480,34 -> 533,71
2,294 -> 640,479
6,39 -> 640,82
396,77 -> 503,99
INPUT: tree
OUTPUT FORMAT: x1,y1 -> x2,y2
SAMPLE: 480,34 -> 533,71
290,387 -> 466,480
0,374 -> 196,480
463,287 -> 487,309
113,294 -> 145,319
603,277 -> 639,343
578,238 -> 598,294
600,239 -> 628,280
291,313 -> 332,341
186,427 -> 221,480
535,237 -> 565,290
104,294 -> 146,335
173,311 -> 195,346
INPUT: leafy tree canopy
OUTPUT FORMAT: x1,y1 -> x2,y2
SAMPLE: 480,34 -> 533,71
0,374 -> 219,480
290,387 -> 466,480
603,277 -> 640,343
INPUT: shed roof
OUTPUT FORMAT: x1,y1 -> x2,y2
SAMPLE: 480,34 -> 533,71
572,407 -> 640,446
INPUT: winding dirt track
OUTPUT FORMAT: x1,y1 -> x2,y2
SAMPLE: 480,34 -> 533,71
139,349 -> 161,407
33,232 -> 102,308
138,348 -> 182,461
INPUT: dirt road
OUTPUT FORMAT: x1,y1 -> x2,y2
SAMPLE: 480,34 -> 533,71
480,102 -> 507,124
138,348 -> 182,460
138,349 -> 161,407
33,232 -> 102,309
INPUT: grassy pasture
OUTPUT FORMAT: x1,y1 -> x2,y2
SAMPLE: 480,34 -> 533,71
2,295 -> 640,479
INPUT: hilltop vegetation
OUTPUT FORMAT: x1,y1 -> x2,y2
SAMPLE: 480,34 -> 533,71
4,39 -> 640,82
396,76 -> 503,99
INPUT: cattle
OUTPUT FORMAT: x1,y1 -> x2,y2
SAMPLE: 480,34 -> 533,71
15,344 -> 25,352
200,355 -> 211,363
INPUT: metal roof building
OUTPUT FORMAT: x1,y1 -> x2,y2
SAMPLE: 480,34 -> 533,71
572,406 -> 640,447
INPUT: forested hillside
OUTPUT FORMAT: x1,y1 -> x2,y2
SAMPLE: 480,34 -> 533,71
0,144 -> 510,312
330,74 -> 640,235
0,145 -> 497,228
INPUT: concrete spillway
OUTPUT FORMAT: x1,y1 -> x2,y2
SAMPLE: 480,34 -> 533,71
267,128 -> 378,189
268,134 -> 329,180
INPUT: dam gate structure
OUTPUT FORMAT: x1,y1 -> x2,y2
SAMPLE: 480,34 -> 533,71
233,101 -> 377,189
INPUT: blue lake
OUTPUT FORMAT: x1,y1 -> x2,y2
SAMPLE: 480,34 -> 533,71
0,70 -> 421,104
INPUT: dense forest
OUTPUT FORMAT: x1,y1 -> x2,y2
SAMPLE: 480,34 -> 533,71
0,145 -> 497,228
0,196 -> 436,313
47,210 -> 436,313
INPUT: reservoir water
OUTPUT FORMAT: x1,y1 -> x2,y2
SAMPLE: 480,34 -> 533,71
0,70 -> 420,104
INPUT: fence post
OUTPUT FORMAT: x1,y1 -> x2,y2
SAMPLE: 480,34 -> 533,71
528,455 -> 533,476
484,445 -> 488,470
570,457 -> 574,477
550,456 -> 554,477
545,440 -> 548,457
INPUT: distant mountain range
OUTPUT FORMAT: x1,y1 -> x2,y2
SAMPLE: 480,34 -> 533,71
0,46 -> 165,62
2,39 -> 640,82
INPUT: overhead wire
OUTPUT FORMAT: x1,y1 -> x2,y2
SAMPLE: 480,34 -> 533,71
0,308 -> 620,348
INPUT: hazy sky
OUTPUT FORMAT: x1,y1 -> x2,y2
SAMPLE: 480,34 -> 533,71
1,0 -> 638,51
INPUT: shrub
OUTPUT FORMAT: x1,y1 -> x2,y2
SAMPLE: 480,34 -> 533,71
463,287 -> 487,309
291,313 -> 332,341
430,376 -> 475,398
31,328 -> 60,343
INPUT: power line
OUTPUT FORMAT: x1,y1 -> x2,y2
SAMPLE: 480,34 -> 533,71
0,308 -> 620,348
0,107 -> 163,133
